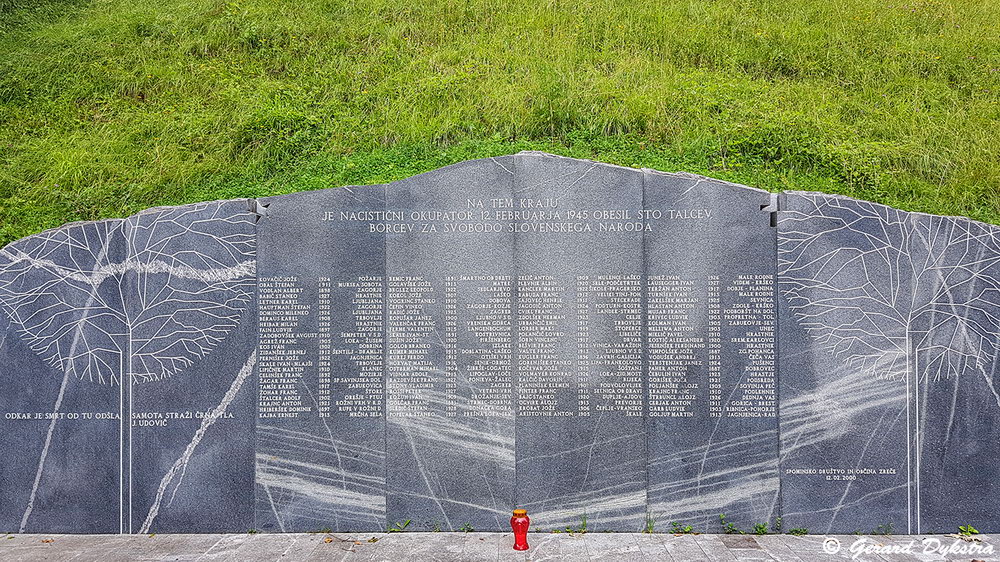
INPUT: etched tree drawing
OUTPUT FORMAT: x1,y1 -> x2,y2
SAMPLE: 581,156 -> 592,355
0,200 -> 256,386
778,193 -> 1000,387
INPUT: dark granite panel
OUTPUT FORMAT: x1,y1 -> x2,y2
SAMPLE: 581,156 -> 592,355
777,193 -> 910,534
383,157 -> 516,532
127,201 -> 258,534
513,153 -> 646,532
908,213 -> 1000,533
0,219 -> 127,533
254,187 -> 387,533
644,171 -> 780,533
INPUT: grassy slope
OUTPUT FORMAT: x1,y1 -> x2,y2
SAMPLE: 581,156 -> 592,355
1,0 -> 998,245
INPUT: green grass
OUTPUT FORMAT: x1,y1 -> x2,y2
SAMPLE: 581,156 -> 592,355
1,0 -> 999,246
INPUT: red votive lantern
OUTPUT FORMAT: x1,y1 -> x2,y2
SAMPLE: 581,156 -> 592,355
511,508 -> 530,551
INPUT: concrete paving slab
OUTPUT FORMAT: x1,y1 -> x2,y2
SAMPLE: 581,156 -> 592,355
368,532 -> 466,562
0,533 -> 64,548
771,535 -> 860,561
219,533 -> 322,561
0,534 -> 131,562
115,533 -> 226,561
65,535 -> 133,562
661,534 -> 709,561
460,533 -> 501,561
693,534 -> 739,560
556,534 -> 589,560
2,533 -> 998,561
583,533 -> 643,561
1,545 -> 74,562
197,534 -> 254,561
753,535 -> 805,562
302,534 -> 383,562
520,532 -> 559,561
633,533 -> 671,559
719,535 -> 777,561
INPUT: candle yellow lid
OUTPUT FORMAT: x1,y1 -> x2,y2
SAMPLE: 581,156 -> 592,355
512,509 -> 527,516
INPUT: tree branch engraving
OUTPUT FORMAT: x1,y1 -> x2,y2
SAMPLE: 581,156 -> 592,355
0,201 -> 256,385
778,193 -> 1000,385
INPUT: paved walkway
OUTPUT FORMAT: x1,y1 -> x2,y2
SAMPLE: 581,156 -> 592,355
1,532 -> 997,561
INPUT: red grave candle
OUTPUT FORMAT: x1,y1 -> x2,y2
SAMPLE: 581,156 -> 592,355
511,508 -> 530,551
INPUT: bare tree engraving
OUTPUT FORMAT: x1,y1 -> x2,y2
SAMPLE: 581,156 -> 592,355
907,213 -> 1000,387
0,201 -> 256,385
778,193 -> 1000,386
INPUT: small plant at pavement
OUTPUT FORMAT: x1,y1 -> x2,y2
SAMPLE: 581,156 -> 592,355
670,521 -> 694,534
387,519 -> 411,532
787,528 -> 809,536
958,524 -> 979,537
643,512 -> 655,534
459,523 -> 475,533
719,514 -> 743,535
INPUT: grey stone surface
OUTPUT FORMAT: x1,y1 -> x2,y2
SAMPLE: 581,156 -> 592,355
777,192 -> 1000,534
0,201 -> 257,534
512,153 -> 647,532
0,152 -> 998,536
633,533 -> 671,559
0,219 -> 124,534
777,193 -> 911,535
130,204 -> 259,536
662,533 -> 709,561
254,187 -> 387,533
383,157 -> 516,532
908,213 -> 1000,534
644,169 -> 779,531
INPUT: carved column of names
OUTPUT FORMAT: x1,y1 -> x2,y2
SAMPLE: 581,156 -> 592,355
258,276 -> 312,418
517,275 -> 571,416
386,276 -> 436,417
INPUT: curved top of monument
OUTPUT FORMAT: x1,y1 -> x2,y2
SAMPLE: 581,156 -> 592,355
2,151 -> 995,247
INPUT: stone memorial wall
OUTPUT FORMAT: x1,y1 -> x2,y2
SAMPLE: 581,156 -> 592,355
0,152 -> 997,535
